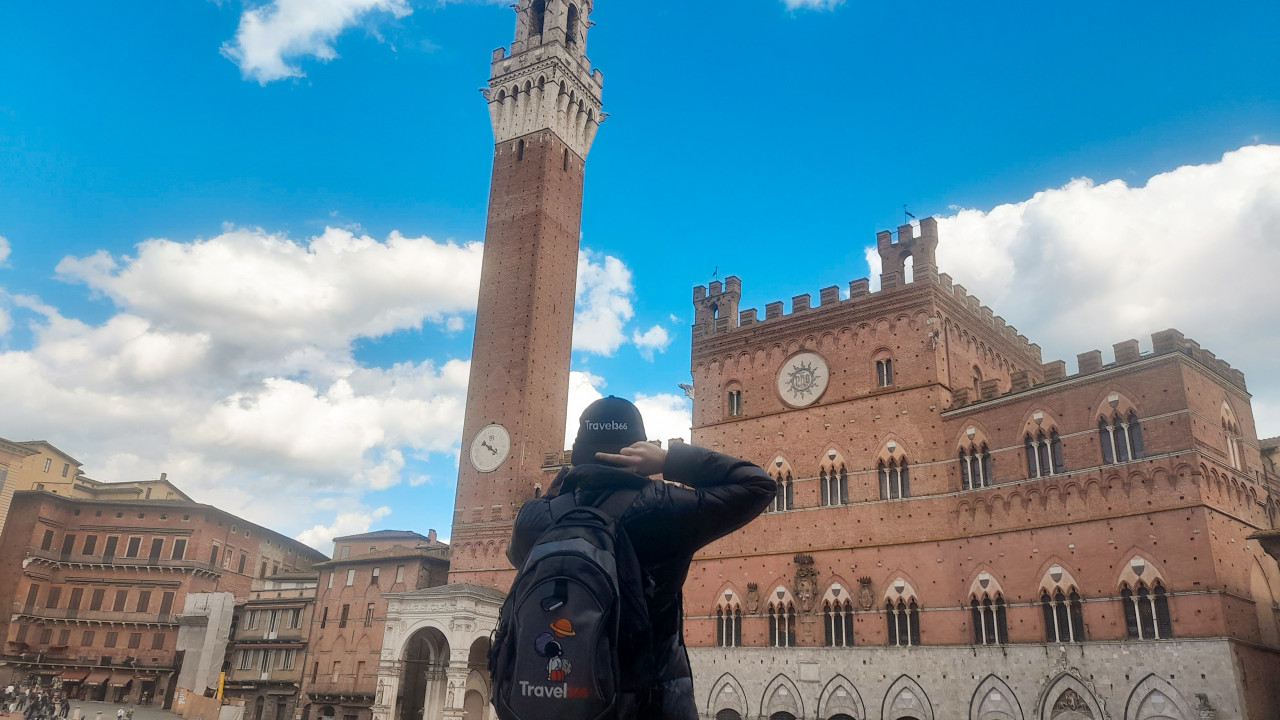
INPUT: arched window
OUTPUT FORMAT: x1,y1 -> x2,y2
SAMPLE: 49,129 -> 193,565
960,444 -> 992,490
563,148 -> 569,172
823,598 -> 854,647
1099,411 -> 1145,464
972,365 -> 983,399
565,4 -> 580,46
1041,589 -> 1084,642
1122,581 -> 1173,640
727,389 -> 742,417
767,602 -> 795,647
970,594 -> 1007,645
820,465 -> 847,506
771,473 -> 793,512
879,459 -> 910,499
530,0 -> 547,36
516,139 -> 525,162
715,605 -> 741,647
1127,411 -> 1144,459
876,358 -> 894,387
1025,430 -> 1064,478
885,599 -> 920,647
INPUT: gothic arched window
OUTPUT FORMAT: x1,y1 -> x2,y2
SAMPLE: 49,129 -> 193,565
879,459 -> 910,499
970,595 -> 1007,645
823,600 -> 854,647
960,444 -> 992,490
885,598 -> 919,647
768,602 -> 795,647
565,4 -> 580,46
876,358 -> 894,387
1026,429 -> 1064,478
1122,581 -> 1173,640
530,0 -> 547,36
772,473 -> 793,512
1041,589 -> 1084,642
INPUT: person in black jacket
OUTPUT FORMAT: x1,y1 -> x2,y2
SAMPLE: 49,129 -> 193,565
507,396 -> 775,720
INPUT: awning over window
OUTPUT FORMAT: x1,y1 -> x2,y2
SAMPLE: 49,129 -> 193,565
84,671 -> 111,686
108,676 -> 132,687
59,670 -> 90,682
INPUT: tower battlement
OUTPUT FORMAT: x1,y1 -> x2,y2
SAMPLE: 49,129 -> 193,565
484,0 -> 603,159
1051,329 -> 1247,391
691,222 -> 1040,366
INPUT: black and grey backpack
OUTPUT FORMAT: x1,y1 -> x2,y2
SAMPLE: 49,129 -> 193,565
490,489 -> 654,720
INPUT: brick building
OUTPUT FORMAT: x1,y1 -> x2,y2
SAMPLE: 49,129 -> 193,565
681,220 -> 1280,719
301,531 -> 449,720
0,487 -> 327,707
0,437 -> 190,538
224,572 -> 319,720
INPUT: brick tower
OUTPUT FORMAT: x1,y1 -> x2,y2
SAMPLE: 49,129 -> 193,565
448,0 -> 603,589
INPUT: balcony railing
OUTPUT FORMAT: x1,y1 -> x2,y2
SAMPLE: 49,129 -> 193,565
25,547 -> 220,574
12,602 -> 177,625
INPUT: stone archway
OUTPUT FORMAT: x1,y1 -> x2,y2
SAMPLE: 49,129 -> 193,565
882,675 -> 933,720
374,584 -> 505,720
1038,673 -> 1105,720
398,626 -> 450,720
1124,675 -> 1194,720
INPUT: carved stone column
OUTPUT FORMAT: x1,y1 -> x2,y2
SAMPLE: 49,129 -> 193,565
371,661 -> 401,720
439,661 -> 472,720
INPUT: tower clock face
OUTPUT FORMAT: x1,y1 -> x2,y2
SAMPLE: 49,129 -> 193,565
777,352 -> 830,407
469,423 -> 511,473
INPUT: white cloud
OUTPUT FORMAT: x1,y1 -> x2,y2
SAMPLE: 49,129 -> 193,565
564,370 -> 606,448
633,392 -> 692,446
931,144 -> 1280,436
782,0 -> 844,10
295,505 -> 392,552
55,227 -> 483,359
0,235 -> 9,264
632,324 -> 671,361
573,250 -> 634,355
864,246 -> 882,292
222,0 -> 411,84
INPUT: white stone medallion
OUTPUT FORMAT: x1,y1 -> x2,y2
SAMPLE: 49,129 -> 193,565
777,351 -> 830,407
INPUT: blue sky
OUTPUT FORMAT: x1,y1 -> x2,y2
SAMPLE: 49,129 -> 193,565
2,0 -> 1278,551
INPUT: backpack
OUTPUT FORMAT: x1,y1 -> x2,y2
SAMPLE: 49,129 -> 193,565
490,488 -> 654,720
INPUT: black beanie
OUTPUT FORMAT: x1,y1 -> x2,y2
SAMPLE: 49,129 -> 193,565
571,396 -> 647,466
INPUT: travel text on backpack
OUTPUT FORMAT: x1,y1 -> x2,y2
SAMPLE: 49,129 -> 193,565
490,489 -> 654,720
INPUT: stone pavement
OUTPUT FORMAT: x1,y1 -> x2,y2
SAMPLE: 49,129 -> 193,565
43,701 -> 182,720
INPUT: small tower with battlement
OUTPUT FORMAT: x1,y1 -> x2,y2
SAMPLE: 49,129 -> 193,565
878,216 -> 939,289
694,276 -> 741,333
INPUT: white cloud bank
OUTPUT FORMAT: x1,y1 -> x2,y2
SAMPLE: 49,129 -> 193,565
0,226 -> 677,549
295,505 -> 392,552
222,0 -> 411,84
929,144 -> 1280,435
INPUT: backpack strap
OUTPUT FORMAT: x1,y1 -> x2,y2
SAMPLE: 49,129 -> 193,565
548,490 -> 578,521
597,487 -> 641,520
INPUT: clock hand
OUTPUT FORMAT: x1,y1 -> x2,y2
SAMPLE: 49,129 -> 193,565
481,440 -> 498,455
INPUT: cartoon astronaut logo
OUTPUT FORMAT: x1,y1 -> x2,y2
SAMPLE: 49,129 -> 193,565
535,619 -> 577,681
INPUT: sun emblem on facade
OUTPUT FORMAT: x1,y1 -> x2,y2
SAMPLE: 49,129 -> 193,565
776,352 -> 830,407
787,361 -> 821,398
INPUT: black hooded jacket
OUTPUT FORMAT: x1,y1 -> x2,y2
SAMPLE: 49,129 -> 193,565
506,442 -> 775,687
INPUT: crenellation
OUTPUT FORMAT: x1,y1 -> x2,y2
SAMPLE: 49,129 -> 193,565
819,285 -> 840,307
792,294 -> 811,313
938,273 -> 953,292
1113,339 -> 1141,365
1010,369 -> 1032,393
952,283 -> 968,304
980,305 -> 994,324
765,301 -> 784,320
979,378 -> 1000,401
739,308 -> 757,326
1078,349 -> 1104,374
1042,360 -> 1067,382
848,278 -> 869,298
